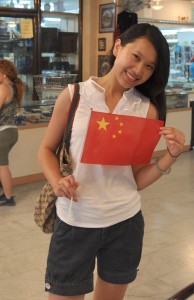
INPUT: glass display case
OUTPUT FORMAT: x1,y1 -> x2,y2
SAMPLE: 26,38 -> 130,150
138,18 -> 194,110
15,89 -> 189,127
166,91 -> 189,109
40,0 -> 79,13
0,0 -> 82,103
15,101 -> 55,125
0,15 -> 37,102
40,0 -> 81,85
0,0 -> 35,9
161,25 -> 194,91
139,18 -> 194,91
33,74 -> 77,102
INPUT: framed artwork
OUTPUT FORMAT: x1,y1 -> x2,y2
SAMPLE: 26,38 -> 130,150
98,55 -> 111,77
98,38 -> 106,51
99,3 -> 116,33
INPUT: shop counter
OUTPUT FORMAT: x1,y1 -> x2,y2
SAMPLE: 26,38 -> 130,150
10,124 -> 47,186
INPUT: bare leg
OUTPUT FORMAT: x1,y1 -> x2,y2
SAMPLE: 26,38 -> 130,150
48,293 -> 85,300
0,165 -> 13,198
93,276 -> 128,300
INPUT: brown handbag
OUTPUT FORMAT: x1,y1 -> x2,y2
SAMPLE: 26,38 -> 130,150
34,83 -> 80,234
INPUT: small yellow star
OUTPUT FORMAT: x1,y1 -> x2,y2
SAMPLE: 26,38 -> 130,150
97,118 -> 110,131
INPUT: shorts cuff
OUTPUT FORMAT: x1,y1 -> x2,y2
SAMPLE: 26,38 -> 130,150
45,278 -> 93,296
98,269 -> 137,285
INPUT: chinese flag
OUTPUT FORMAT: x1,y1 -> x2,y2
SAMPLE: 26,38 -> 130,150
81,111 -> 164,165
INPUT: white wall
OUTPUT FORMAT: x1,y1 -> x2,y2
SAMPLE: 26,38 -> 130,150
138,0 -> 194,22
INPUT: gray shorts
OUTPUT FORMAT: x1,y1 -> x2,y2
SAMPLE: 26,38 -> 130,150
45,210 -> 144,297
0,128 -> 18,165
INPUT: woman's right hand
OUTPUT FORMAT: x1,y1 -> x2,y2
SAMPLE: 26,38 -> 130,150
53,175 -> 79,202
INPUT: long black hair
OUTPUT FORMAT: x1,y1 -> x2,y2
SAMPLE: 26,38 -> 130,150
109,23 -> 170,122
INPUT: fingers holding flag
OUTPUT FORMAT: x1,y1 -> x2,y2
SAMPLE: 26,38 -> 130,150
53,175 -> 79,202
159,126 -> 185,158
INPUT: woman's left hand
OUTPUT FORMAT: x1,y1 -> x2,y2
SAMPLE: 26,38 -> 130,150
159,126 -> 185,157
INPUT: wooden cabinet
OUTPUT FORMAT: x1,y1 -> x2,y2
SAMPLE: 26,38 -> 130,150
41,27 -> 59,53
58,32 -> 78,53
40,1 -> 82,83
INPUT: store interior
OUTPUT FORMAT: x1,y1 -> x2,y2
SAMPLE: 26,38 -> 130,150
1,0 -> 191,184
0,1 -> 194,300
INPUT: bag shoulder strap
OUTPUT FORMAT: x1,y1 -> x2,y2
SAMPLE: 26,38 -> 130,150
64,83 -> 80,152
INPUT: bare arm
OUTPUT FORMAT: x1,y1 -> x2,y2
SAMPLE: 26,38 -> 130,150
38,87 -> 78,201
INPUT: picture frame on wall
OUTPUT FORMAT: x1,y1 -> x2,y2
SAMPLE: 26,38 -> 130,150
99,3 -> 116,33
98,38 -> 106,51
98,55 -> 111,77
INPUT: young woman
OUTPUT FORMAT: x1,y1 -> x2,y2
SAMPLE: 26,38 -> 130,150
0,59 -> 25,206
38,23 -> 185,300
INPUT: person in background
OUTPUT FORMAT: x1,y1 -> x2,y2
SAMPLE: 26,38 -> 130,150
0,59 -> 25,206
189,56 -> 194,80
38,23 -> 185,300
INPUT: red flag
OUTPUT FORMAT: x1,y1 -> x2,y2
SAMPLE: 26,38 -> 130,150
81,111 -> 164,165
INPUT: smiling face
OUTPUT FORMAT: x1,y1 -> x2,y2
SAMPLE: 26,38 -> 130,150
112,37 -> 157,89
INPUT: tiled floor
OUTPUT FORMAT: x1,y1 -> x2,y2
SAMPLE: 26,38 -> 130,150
0,150 -> 194,300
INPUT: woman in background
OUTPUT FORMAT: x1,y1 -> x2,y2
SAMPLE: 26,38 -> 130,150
0,59 -> 25,206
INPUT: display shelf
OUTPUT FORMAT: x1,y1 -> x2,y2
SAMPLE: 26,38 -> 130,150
33,74 -> 77,101
15,90 -> 190,127
139,18 -> 194,89
166,89 -> 189,109
0,16 -> 35,101
15,71 -> 78,126
0,0 -> 35,9
40,4 -> 80,80
15,99 -> 55,125
41,0 -> 79,13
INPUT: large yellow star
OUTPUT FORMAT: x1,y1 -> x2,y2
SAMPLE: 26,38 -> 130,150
97,118 -> 110,131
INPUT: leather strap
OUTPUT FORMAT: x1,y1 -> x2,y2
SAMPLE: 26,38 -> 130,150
64,83 -> 80,153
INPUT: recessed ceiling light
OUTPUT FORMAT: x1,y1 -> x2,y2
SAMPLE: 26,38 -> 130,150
152,0 -> 163,10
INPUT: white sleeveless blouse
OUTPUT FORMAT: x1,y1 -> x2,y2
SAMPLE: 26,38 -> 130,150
56,77 -> 150,228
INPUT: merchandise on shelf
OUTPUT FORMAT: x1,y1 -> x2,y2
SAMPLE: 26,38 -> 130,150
33,74 -> 77,102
